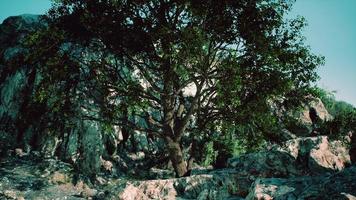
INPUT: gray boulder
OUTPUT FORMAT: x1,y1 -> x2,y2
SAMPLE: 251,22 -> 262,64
246,166 -> 356,200
275,136 -> 351,174
116,170 -> 249,200
228,150 -> 300,178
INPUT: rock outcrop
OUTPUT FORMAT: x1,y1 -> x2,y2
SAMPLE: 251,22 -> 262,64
285,96 -> 333,137
117,172 -> 246,200
103,135 -> 353,199
246,166 -> 356,200
275,136 -> 351,174
0,15 -> 153,177
1,135 -> 354,199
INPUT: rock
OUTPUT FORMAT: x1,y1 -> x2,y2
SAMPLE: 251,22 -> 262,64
39,132 -> 61,158
100,157 -> 113,173
3,190 -> 18,199
246,166 -> 356,200
286,97 -> 333,136
112,155 -> 129,171
50,171 -> 71,184
116,170 -> 249,200
0,15 -> 44,151
148,168 -> 175,179
0,156 -> 88,200
119,184 -> 148,200
275,136 -> 351,174
228,150 -> 300,178
0,15 -> 111,178
14,148 -> 26,157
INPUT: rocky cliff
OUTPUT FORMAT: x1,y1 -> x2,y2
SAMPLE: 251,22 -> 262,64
0,15 -> 137,177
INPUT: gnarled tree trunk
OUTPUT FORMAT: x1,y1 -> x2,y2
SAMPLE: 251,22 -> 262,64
165,137 -> 187,177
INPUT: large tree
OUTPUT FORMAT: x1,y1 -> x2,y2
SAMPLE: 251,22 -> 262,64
29,0 -> 323,177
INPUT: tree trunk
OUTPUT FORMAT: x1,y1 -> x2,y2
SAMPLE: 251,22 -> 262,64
166,137 -> 187,177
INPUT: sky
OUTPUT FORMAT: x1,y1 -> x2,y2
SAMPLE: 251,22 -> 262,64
289,0 -> 356,106
0,0 -> 355,106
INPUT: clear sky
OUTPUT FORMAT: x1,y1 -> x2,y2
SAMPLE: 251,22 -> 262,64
0,0 -> 355,106
289,0 -> 356,106
0,0 -> 52,22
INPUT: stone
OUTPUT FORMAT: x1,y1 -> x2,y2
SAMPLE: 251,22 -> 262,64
0,15 -> 112,178
50,171 -> 70,184
285,97 -> 333,136
246,166 -> 356,200
228,150 -> 300,178
3,190 -> 18,199
100,157 -> 113,172
275,136 -> 351,174
115,170 -> 251,200
39,132 -> 61,158
119,184 -> 148,200
14,148 -> 25,157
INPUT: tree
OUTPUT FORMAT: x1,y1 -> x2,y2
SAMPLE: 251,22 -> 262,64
28,0 -> 323,177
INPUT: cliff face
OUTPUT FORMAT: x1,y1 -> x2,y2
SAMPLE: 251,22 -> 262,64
0,15 -> 42,152
0,15 -> 165,178
0,15 -> 112,176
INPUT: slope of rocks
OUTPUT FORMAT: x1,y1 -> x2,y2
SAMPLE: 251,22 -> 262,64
2,134 -> 354,200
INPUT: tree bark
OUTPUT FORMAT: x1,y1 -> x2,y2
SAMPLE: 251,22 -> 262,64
166,137 -> 187,177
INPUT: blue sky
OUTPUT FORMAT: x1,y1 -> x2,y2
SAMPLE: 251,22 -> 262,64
0,0 -> 355,106
0,0 -> 51,21
290,0 -> 356,106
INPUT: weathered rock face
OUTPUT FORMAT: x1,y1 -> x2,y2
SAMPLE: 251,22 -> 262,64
0,15 -> 44,152
227,135 -> 351,179
285,97 -> 333,136
0,15 -> 115,176
228,151 -> 300,178
246,166 -> 356,200
116,170 -> 249,200
275,136 -> 351,174
0,154 -> 95,200
1,134 -> 354,199
111,135 -> 353,200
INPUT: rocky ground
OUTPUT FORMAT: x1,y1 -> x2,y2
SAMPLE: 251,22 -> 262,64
1,135 -> 355,200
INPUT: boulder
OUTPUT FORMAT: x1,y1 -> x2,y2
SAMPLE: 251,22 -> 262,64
0,155 -> 85,200
228,150 -> 300,178
286,97 -> 333,136
115,170 -> 250,200
246,166 -> 356,200
275,136 -> 351,174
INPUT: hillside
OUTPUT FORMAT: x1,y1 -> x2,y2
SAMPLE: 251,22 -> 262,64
0,8 -> 355,200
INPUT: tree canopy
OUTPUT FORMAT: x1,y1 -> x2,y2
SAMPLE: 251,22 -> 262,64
25,0 -> 324,177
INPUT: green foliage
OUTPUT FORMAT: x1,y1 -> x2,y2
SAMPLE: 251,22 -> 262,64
14,0 -> 324,175
201,119 -> 271,166
314,88 -> 355,116
314,88 -> 356,138
202,141 -> 217,167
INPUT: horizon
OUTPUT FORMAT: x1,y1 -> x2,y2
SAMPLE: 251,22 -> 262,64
0,0 -> 355,106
